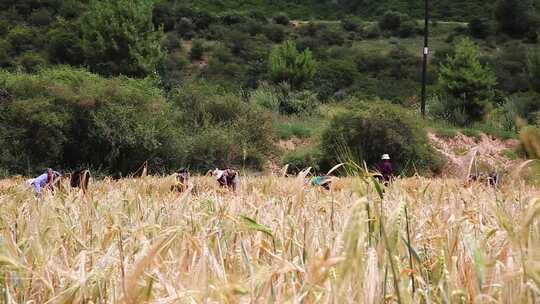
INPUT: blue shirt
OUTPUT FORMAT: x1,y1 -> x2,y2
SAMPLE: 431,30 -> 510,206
32,173 -> 49,194
32,171 -> 61,194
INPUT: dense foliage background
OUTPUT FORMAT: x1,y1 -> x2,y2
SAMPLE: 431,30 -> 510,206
1,0 -> 540,176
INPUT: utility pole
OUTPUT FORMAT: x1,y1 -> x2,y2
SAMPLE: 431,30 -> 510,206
421,0 -> 429,118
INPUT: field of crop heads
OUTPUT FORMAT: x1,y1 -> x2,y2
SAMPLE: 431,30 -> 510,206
0,174 -> 539,303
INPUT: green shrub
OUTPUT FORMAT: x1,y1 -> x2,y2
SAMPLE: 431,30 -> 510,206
177,17 -> 195,39
378,11 -> 402,31
250,84 -> 280,112
490,44 -> 528,93
484,102 -> 519,133
190,39 -> 205,60
506,92 -> 540,124
468,18 -> 492,39
17,51 -> 47,73
495,0 -> 533,38
170,81 -> 275,170
163,32 -> 183,51
313,58 -> 358,100
152,1 -> 176,31
0,19 -> 9,36
273,13 -> 289,26
6,25 -> 34,53
47,23 -> 84,64
342,17 -> 361,32
0,67 -> 182,174
298,21 -> 324,37
276,121 -> 312,140
248,10 -> 267,23
29,8 -> 53,26
220,12 -> 246,25
59,0 -> 84,19
160,51 -> 189,90
319,27 -> 346,46
398,20 -> 417,38
282,146 -> 321,173
0,39 -> 11,67
527,48 -> 540,93
264,24 -> 287,43
242,19 -> 265,36
277,85 -> 319,115
461,128 -> 482,139
362,23 -> 381,39
295,36 -> 319,53
225,30 -> 251,56
476,122 -> 516,140
320,102 -> 443,174
433,127 -> 458,138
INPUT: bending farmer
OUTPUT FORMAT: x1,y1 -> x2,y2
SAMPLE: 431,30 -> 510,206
26,168 -> 62,195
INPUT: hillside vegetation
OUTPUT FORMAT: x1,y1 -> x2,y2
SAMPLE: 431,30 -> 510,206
185,0 -> 496,21
0,0 -> 540,176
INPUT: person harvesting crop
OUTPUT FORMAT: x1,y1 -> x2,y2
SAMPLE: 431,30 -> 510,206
26,168 -> 62,195
213,168 -> 239,191
376,154 -> 394,182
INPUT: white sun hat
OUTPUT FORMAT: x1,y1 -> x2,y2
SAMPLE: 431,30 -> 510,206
381,154 -> 390,160
213,169 -> 224,180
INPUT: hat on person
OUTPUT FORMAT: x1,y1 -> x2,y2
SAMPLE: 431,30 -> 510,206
213,168 -> 224,180
381,154 -> 390,160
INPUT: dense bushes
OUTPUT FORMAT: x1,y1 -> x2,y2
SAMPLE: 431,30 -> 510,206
168,81 -> 275,170
352,46 -> 421,103
494,0 -> 536,38
313,59 -> 358,100
320,102 -> 443,174
273,13 -> 289,26
282,146 -> 321,173
0,0 -> 537,176
468,18 -> 492,39
0,68 -> 275,175
378,11 -> 418,38
0,67 -> 176,174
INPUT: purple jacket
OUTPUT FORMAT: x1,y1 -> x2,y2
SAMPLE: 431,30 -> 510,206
377,161 -> 394,180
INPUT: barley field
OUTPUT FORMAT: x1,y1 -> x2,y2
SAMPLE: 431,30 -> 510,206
0,172 -> 539,303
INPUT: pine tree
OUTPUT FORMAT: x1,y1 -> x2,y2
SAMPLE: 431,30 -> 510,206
439,38 -> 497,124
269,40 -> 316,89
81,0 -> 164,77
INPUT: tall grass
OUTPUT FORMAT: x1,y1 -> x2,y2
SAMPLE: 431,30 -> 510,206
0,173 -> 539,303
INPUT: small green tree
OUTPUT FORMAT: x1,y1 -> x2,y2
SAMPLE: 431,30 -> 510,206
438,38 -> 497,125
528,49 -> 540,93
269,40 -> 316,89
81,0 -> 164,77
